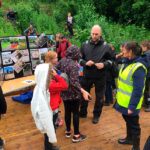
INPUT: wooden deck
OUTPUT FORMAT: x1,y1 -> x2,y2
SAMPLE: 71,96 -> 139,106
0,88 -> 150,150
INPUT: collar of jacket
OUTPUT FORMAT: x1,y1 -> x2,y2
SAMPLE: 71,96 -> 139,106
89,38 -> 104,46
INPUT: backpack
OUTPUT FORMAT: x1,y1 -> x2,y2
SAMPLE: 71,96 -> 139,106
111,61 -> 119,78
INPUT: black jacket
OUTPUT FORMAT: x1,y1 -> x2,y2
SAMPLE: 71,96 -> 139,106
80,38 -> 114,79
143,50 -> 150,78
0,86 -> 7,119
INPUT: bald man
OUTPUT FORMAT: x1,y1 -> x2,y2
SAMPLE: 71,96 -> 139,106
79,25 -> 114,124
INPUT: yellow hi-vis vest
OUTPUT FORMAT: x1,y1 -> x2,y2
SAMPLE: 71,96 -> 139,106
117,62 -> 147,109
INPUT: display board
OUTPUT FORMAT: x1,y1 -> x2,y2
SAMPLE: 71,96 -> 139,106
0,34 -> 56,81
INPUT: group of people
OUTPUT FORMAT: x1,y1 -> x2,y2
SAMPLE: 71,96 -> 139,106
30,24 -> 150,150
0,24 -> 150,150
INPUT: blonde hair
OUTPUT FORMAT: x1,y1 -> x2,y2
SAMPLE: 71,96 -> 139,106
45,51 -> 57,63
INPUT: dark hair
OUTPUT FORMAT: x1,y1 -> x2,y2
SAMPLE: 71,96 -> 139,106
30,22 -> 34,26
140,40 -> 150,49
125,41 -> 142,56
59,34 -> 64,39
120,41 -> 128,47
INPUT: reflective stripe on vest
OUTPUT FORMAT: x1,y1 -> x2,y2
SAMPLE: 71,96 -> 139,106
117,62 -> 147,109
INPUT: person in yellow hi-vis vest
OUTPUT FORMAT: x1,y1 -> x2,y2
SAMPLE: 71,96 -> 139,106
114,41 -> 149,150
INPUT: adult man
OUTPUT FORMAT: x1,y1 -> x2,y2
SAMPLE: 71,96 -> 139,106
57,34 -> 72,60
79,25 -> 113,124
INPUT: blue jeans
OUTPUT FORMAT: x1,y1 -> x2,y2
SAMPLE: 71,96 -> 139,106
105,81 -> 113,104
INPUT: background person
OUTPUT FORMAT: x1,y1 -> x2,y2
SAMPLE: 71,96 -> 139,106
57,34 -> 72,60
24,22 -> 38,36
7,8 -> 17,25
79,25 -> 114,124
66,12 -> 74,36
114,41 -> 149,150
140,40 -> 150,112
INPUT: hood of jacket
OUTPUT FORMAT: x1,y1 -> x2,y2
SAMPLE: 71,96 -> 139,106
66,45 -> 80,60
122,55 -> 149,69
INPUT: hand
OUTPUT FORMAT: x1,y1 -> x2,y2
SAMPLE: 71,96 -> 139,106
81,88 -> 91,101
86,60 -> 94,67
2,114 -> 6,117
116,53 -> 123,58
52,69 -> 57,76
128,109 -> 133,114
95,63 -> 104,69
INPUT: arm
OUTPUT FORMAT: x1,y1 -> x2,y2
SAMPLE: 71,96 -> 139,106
0,86 -> 7,115
79,43 -> 87,67
128,67 -> 146,112
49,75 -> 68,92
24,27 -> 30,36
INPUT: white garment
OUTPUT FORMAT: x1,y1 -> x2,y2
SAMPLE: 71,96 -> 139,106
31,63 -> 57,143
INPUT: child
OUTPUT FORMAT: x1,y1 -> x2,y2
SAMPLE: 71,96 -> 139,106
31,63 -> 58,150
45,51 -> 65,127
56,45 -> 91,143
0,86 -> 7,150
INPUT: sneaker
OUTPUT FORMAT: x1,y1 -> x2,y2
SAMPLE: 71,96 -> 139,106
59,120 -> 63,126
65,130 -> 71,138
72,134 -> 87,143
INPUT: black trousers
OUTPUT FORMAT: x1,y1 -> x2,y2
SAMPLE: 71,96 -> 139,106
80,77 -> 106,117
122,114 -> 141,136
63,100 -> 80,135
44,113 -> 58,150
144,77 -> 150,106
67,23 -> 73,35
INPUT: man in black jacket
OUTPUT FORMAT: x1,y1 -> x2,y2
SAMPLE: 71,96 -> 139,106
79,25 -> 113,124
0,86 -> 7,149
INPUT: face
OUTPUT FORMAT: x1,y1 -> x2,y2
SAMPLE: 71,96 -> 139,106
68,13 -> 71,17
140,45 -> 147,52
91,27 -> 102,42
51,55 -> 58,64
121,47 -> 133,59
59,38 -> 64,42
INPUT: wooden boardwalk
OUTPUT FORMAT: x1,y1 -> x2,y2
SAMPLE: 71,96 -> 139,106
0,88 -> 150,150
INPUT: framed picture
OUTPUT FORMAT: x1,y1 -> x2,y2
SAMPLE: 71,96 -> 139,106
0,68 -> 4,83
23,63 -> 32,76
39,48 -> 48,63
2,51 -> 13,65
31,59 -> 40,70
4,66 -> 15,80
30,49 -> 39,59
28,36 -> 38,49
20,49 -> 30,62
0,36 -> 27,51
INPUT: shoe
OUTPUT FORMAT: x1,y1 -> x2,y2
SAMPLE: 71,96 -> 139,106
52,145 -> 61,150
131,135 -> 140,150
92,116 -> 99,124
104,103 -> 110,106
145,106 -> 150,112
118,138 -> 133,145
59,120 -> 63,126
72,134 -> 87,143
0,138 -> 5,149
65,130 -> 71,138
79,113 -> 87,118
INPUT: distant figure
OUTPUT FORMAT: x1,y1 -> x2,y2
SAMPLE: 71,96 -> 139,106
0,86 -> 7,150
57,34 -> 72,60
66,12 -> 74,36
24,22 -> 38,36
140,40 -> 150,112
7,8 -> 17,25
0,0 -> 2,8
